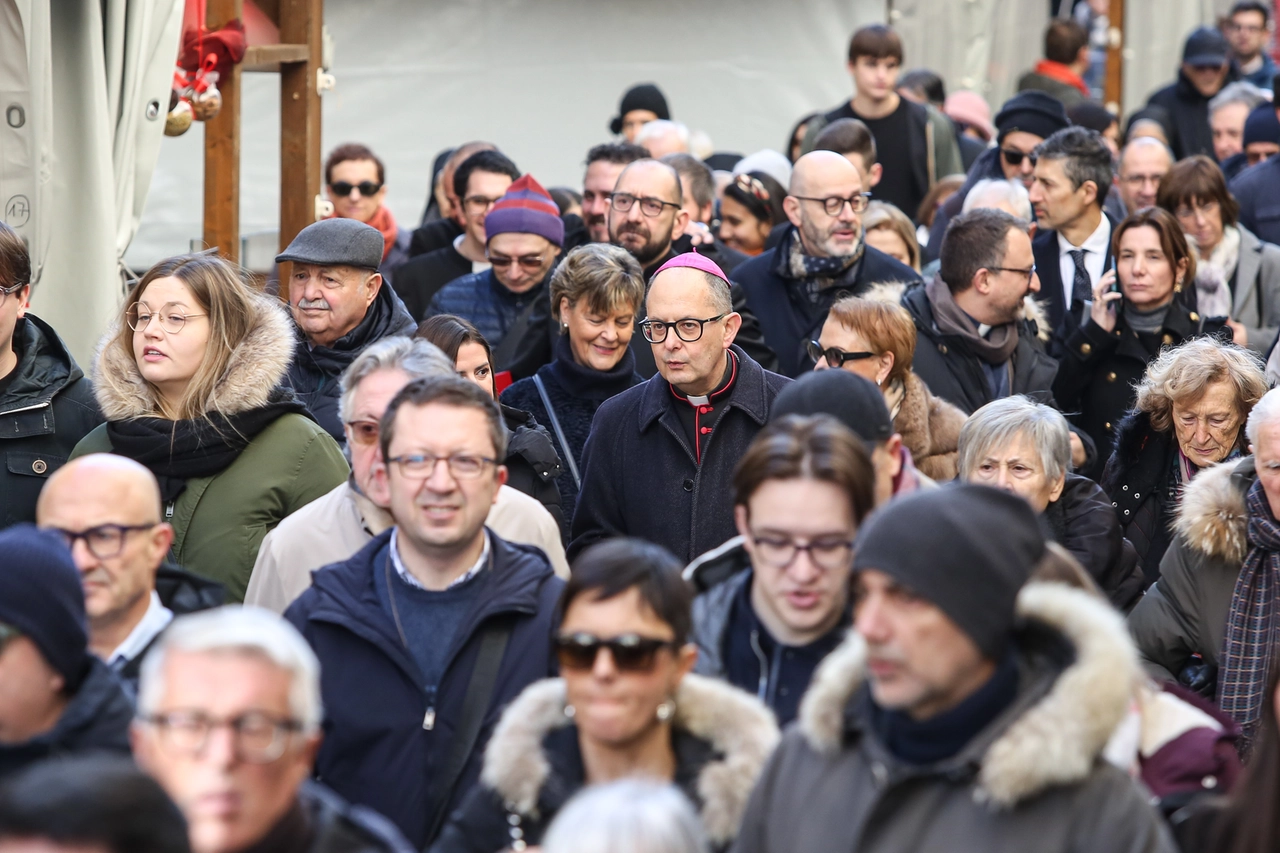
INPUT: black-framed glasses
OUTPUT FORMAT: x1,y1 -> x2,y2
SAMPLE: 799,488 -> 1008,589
608,192 -> 682,217
791,193 -> 871,216
463,194 -> 505,214
0,622 -> 19,657
1001,148 -> 1036,167
990,264 -> 1037,286
487,254 -> 546,270
639,314 -> 727,344
0,281 -> 26,307
807,341 -> 875,367
328,180 -> 382,197
554,633 -> 679,673
47,523 -> 159,560
749,533 -> 855,571
138,711 -> 304,764
385,452 -> 497,479
126,302 -> 208,334
345,420 -> 380,447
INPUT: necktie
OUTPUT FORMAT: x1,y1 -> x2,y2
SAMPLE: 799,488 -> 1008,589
1069,249 -> 1091,312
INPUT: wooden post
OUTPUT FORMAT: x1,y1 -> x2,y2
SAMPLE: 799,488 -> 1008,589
277,0 -> 324,304
202,0 -> 243,262
1103,0 -> 1125,116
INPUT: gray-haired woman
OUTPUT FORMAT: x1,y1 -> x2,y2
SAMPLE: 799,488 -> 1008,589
960,395 -> 1145,610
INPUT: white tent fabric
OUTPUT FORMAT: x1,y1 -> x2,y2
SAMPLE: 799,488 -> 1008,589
1122,0 -> 1220,115
0,0 -> 181,366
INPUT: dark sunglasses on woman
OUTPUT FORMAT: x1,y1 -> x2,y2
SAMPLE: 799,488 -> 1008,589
555,632 -> 679,673
807,340 -> 874,367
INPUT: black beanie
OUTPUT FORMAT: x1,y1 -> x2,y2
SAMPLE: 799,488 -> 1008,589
610,84 -> 671,135
852,484 -> 1045,658
994,91 -> 1071,144
769,370 -> 893,447
0,524 -> 90,689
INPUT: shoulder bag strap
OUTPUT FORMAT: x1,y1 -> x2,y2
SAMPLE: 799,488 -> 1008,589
422,618 -> 514,844
532,374 -> 580,490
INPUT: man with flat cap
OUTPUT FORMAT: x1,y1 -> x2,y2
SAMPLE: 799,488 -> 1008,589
735,483 -> 1176,853
569,252 -> 790,564
280,218 -> 417,442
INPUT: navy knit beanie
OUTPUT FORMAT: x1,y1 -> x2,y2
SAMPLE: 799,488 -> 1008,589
852,483 -> 1045,658
0,524 -> 89,689
994,91 -> 1071,144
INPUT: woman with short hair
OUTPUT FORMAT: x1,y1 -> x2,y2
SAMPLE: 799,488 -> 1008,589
811,294 -> 966,480
500,244 -> 646,530
1102,336 -> 1267,582
1157,154 -> 1280,354
71,253 -> 349,599
430,538 -> 778,853
862,201 -> 921,272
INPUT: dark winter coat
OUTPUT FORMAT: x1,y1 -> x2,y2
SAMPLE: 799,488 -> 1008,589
1128,457 -> 1254,688
408,217 -> 463,258
426,270 -> 550,371
1146,70 -> 1238,161
0,315 -> 103,528
284,529 -> 563,849
501,404 -> 565,535
902,283 -> 1060,415
567,346 -> 790,563
0,657 -> 133,779
391,244 -> 473,322
500,336 -> 642,534
1046,474 -> 1146,611
114,564 -> 226,691
730,231 -> 923,377
289,781 -> 417,853
731,582 -> 1176,853
430,675 -> 778,853
1053,298 -> 1229,480
287,282 -> 417,442
1230,153 -> 1280,247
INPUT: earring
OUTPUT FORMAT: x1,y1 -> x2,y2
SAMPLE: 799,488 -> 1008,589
656,700 -> 675,721
561,322 -> 569,332
1175,277 -> 1184,292
564,703 -> 576,719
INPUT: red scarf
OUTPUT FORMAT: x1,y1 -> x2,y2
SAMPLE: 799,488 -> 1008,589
1033,60 -> 1091,97
326,205 -> 398,262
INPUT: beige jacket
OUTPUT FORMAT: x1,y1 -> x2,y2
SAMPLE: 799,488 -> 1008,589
245,480 -> 569,613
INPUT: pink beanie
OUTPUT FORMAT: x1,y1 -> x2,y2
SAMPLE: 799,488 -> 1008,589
945,91 -> 995,143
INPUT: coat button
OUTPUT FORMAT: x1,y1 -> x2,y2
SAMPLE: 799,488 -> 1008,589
700,426 -> 712,435
1105,421 -> 1112,430
1189,312 -> 1199,322
1122,485 -> 1128,491
31,459 -> 47,474
1162,334 -> 1174,345
1080,342 -> 1092,355
1202,775 -> 1217,789
1124,509 -> 1131,515
682,479 -> 694,491
938,344 -> 948,354
1106,372 -> 1117,382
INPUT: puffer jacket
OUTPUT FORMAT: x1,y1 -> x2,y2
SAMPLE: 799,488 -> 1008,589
1128,457 -> 1253,690
0,315 -> 103,528
732,582 -> 1176,853
1045,474 -> 1146,611
73,294 -> 350,600
430,674 -> 778,853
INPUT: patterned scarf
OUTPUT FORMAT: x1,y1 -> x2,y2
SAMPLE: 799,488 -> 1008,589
781,226 -> 864,302
1218,478 -> 1280,749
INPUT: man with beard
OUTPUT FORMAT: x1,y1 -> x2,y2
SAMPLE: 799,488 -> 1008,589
607,158 -> 689,279
582,142 -> 649,244
730,151 -> 921,377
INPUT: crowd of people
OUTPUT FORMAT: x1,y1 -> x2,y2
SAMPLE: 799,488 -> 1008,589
13,6 -> 1280,853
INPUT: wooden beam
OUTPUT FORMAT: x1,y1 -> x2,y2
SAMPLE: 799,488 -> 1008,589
243,43 -> 310,72
254,0 -> 282,27
277,0 -> 323,303
203,0 -> 244,262
1103,0 -> 1125,116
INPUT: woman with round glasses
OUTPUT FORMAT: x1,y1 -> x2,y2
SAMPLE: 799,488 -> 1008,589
70,252 -> 348,600
718,171 -> 787,256
501,245 -> 646,534
1053,207 -> 1230,480
416,314 -> 566,533
810,294 -> 966,480
431,538 -> 778,853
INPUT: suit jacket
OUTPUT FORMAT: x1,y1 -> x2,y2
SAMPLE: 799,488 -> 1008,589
1033,212 -> 1117,356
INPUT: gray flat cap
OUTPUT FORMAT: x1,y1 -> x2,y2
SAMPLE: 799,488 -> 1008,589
276,218 -> 384,270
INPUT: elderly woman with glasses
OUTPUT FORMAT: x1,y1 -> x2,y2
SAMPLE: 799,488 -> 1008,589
1053,207 -> 1231,481
1101,336 -> 1267,583
1156,154 -> 1280,354
69,253 -> 349,600
430,538 -> 778,853
717,171 -> 787,256
959,396 -> 1146,610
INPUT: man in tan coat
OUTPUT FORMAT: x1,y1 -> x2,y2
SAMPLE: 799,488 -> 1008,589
245,337 -> 567,613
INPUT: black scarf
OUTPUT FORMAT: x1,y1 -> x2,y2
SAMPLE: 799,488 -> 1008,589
546,333 -> 639,401
106,388 -> 310,503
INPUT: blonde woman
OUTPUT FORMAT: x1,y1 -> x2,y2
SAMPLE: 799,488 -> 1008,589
71,253 -> 348,599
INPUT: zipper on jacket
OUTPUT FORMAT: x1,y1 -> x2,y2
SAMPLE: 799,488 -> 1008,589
0,400 -> 51,418
164,501 -> 175,520
750,630 -> 770,702
423,685 -> 437,730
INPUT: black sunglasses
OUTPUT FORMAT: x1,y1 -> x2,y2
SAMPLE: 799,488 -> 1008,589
807,340 -> 875,367
329,180 -> 383,197
555,633 -> 679,673
1000,148 -> 1036,168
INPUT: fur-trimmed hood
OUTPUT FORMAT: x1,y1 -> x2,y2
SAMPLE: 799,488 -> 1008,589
479,674 -> 779,845
91,291 -> 296,421
1171,456 -> 1254,566
797,582 -> 1139,808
